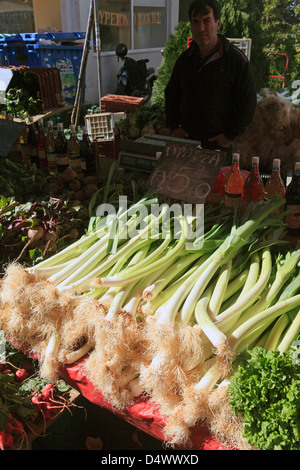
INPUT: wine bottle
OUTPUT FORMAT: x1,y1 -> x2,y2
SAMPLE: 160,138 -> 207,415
224,152 -> 244,208
68,124 -> 81,175
264,158 -> 285,202
242,156 -> 264,210
55,123 -> 69,173
46,121 -> 57,174
285,161 -> 300,237
37,119 -> 48,169
19,115 -> 31,166
80,127 -> 97,176
27,117 -> 39,167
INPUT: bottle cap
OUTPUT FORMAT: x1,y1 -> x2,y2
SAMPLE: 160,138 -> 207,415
48,120 -> 53,126
38,119 -> 43,125
57,123 -> 63,129
295,162 -> 300,171
70,124 -> 76,131
252,156 -> 259,164
273,158 -> 281,167
232,153 -> 240,161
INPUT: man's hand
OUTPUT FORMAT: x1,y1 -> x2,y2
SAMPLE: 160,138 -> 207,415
171,127 -> 190,139
208,133 -> 232,148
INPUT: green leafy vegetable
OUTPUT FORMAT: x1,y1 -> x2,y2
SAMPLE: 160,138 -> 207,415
228,343 -> 300,450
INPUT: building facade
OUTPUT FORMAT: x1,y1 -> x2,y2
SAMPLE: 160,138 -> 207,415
0,0 -> 186,104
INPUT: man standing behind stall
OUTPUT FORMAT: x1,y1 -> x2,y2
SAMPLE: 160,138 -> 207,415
165,0 -> 257,164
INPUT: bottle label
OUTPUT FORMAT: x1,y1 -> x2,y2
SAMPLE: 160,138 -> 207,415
69,157 -> 81,172
47,150 -> 56,162
38,149 -> 47,159
81,159 -> 87,171
225,192 -> 242,208
56,154 -> 68,165
286,205 -> 300,229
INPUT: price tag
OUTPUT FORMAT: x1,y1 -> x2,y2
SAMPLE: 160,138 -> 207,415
148,143 -> 227,203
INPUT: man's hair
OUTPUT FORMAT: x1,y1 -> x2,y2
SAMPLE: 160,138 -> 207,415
188,0 -> 221,22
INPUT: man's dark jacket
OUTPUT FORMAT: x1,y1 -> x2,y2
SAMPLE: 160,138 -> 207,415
164,35 -> 257,145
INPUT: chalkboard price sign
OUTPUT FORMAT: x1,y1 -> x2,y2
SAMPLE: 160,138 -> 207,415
148,143 -> 227,203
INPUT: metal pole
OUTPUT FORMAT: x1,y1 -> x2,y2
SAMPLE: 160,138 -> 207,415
71,0 -> 94,127
93,0 -> 103,104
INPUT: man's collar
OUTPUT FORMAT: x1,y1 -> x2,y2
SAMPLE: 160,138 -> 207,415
188,34 -> 224,58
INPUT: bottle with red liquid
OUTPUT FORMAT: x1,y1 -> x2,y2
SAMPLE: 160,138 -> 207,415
224,152 -> 244,208
264,158 -> 285,208
242,156 -> 264,210
285,161 -> 300,237
37,119 -> 48,169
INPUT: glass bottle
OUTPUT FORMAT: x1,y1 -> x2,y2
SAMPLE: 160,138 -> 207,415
27,116 -> 39,167
67,124 -> 81,175
264,158 -> 285,202
242,156 -> 264,210
285,162 -> 300,237
46,121 -> 57,174
55,122 -> 69,173
80,127 -> 97,176
224,152 -> 244,208
37,119 -> 48,169
9,116 -> 22,163
19,115 -> 31,166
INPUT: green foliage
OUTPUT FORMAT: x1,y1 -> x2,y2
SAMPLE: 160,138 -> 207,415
228,343 -> 300,450
156,1 -> 299,95
151,21 -> 191,106
219,0 -> 299,91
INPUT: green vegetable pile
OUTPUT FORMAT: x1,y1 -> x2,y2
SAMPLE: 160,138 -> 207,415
0,196 -> 89,268
228,340 -> 300,450
0,159 -> 50,204
0,71 -> 43,117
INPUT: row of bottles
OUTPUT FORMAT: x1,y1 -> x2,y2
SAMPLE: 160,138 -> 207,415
224,153 -> 300,236
6,115 -> 97,177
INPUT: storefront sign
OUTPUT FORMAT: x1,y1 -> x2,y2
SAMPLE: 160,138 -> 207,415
98,10 -> 162,27
0,10 -> 35,34
148,143 -> 226,204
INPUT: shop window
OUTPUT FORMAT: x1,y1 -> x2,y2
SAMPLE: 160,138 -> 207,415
133,1 -> 167,49
0,0 -> 35,34
96,0 -> 167,52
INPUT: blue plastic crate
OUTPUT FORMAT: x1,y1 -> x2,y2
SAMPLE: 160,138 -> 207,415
38,45 -> 84,104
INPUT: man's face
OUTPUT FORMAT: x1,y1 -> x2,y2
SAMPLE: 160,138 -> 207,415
191,7 -> 221,55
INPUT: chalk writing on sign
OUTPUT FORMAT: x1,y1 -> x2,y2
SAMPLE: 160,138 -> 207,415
148,143 -> 226,204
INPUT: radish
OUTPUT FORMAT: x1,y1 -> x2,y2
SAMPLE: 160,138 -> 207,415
15,226 -> 45,262
40,383 -> 55,401
15,368 -> 28,382
6,415 -> 25,436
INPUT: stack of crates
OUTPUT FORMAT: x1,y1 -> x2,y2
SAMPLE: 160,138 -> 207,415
100,94 -> 145,114
96,94 -> 145,163
86,108 -> 128,163
0,32 -> 85,104
0,64 -> 63,110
